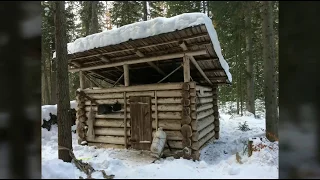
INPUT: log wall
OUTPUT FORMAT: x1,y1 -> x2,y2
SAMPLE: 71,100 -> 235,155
75,82 -> 220,161
190,85 -> 218,159
76,82 -> 196,151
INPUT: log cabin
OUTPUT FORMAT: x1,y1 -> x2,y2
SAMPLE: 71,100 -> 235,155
54,13 -> 232,160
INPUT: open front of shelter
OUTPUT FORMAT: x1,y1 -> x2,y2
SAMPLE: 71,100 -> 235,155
57,13 -> 232,160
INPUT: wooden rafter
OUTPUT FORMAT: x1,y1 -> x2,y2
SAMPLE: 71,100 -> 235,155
67,33 -> 210,61
69,49 -> 207,72
179,41 -> 213,85
135,50 -> 166,76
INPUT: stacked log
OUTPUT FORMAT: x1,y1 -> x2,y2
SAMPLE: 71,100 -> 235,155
191,85 -> 216,156
178,83 -> 192,159
212,86 -> 220,139
76,90 -> 88,145
81,82 -> 193,150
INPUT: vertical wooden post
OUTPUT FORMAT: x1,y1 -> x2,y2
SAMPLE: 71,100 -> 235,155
124,92 -> 128,149
123,64 -> 129,86
155,91 -> 158,130
79,70 -> 84,89
183,55 -> 190,82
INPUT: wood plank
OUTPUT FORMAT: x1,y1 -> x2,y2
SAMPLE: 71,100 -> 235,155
69,49 -> 208,72
130,96 -> 152,150
85,104 -> 196,112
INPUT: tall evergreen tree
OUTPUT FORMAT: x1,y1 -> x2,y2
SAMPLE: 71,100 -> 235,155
110,1 -> 143,27
149,1 -> 165,18
54,0 -> 73,162
262,1 -> 278,141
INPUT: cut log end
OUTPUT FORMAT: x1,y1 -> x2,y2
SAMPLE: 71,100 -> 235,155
181,124 -> 192,138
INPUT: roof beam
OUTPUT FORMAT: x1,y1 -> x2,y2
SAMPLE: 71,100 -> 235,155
67,33 -> 209,61
70,61 -> 117,85
69,49 -> 207,73
179,42 -> 213,85
135,50 -> 166,76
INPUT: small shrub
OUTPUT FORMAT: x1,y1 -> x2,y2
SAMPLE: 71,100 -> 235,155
238,121 -> 251,132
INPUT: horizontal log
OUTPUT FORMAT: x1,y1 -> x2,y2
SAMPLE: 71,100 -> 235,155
88,142 -> 126,149
152,120 -> 181,130
197,109 -> 214,120
85,97 -> 193,105
88,112 -> 186,120
95,127 -> 130,136
191,130 -> 215,150
152,130 -> 183,141
196,85 -> 212,92
165,140 -> 183,149
196,92 -> 214,98
89,119 -> 130,128
192,124 -> 215,141
87,135 -> 125,145
88,90 -> 193,99
197,97 -> 213,104
70,50 -> 207,72
191,115 -> 214,131
214,126 -> 220,132
83,83 -> 186,94
85,104 -> 196,112
197,103 -> 213,113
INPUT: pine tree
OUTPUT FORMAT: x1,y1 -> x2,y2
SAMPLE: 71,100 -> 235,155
149,1 -> 165,18
110,1 -> 143,27
166,1 -> 201,17
54,0 -> 72,162
262,1 -> 278,141
245,2 -> 255,115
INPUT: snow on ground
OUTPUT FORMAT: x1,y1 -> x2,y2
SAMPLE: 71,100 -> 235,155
42,100 -> 278,179
41,100 -> 77,125
53,13 -> 232,82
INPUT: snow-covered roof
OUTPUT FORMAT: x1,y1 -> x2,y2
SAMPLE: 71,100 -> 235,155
54,13 -> 232,83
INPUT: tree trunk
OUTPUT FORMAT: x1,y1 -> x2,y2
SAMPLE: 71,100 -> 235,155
143,1 -> 148,21
54,1 -> 72,162
262,1 -> 278,142
51,58 -> 57,104
45,61 -> 51,104
245,2 -> 255,115
90,1 -> 99,34
240,64 -> 243,116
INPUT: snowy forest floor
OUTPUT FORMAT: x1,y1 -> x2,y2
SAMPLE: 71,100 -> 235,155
41,100 -> 278,179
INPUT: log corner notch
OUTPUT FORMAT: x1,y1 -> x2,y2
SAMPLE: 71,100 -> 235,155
76,90 -> 88,145
180,82 -> 199,160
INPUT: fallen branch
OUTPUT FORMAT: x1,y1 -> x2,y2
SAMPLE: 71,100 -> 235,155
58,146 -> 115,179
